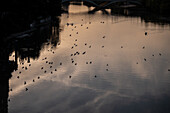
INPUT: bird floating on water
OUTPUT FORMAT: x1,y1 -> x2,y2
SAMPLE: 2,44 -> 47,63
82,51 -> 86,55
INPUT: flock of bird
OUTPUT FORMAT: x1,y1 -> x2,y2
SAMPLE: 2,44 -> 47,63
8,16 -> 170,103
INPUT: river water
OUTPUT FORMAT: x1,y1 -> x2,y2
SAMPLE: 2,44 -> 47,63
8,4 -> 170,113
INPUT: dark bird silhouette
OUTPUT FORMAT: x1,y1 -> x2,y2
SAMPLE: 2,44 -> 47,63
55,69 -> 57,71
106,64 -> 109,66
143,46 -> 145,49
44,71 -> 46,73
90,61 -> 92,64
22,66 -> 24,69
75,63 -> 77,65
168,69 -> 170,71
144,58 -> 146,61
152,54 -> 154,56
60,62 -> 62,65
70,34 -> 71,36
38,76 -> 40,79
19,71 -> 21,74
94,75 -> 97,78
17,76 -> 19,79
85,43 -> 87,46
25,88 -> 28,91
29,64 -> 31,66
24,81 -> 26,85
51,72 -> 53,74
86,62 -> 88,64
76,32 -> 78,34
86,27 -> 88,29
75,39 -> 77,41
82,51 -> 86,55
72,61 -> 74,63
136,62 -> 138,64
33,79 -> 35,82
145,32 -> 147,35
41,67 -> 43,70
106,69 -> 109,71
25,67 -> 27,70
50,66 -> 52,68
102,46 -> 104,48
159,53 -> 162,56
121,46 -> 123,48
10,89 -> 12,91
103,36 -> 105,38
69,76 -> 72,78
46,61 -> 48,63
89,46 -> 91,48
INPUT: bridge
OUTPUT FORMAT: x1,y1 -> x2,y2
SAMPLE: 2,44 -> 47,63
62,0 -> 142,8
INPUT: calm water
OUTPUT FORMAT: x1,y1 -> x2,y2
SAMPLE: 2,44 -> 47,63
8,4 -> 170,113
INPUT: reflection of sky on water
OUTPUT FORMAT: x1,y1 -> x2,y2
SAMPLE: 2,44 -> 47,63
9,5 -> 170,113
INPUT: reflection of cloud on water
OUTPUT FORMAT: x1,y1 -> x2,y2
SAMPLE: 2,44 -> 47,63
9,4 -> 170,112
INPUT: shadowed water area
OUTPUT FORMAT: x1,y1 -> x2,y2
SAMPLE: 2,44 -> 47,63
5,3 -> 170,113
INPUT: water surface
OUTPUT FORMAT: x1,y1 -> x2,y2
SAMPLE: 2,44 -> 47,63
8,4 -> 170,113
